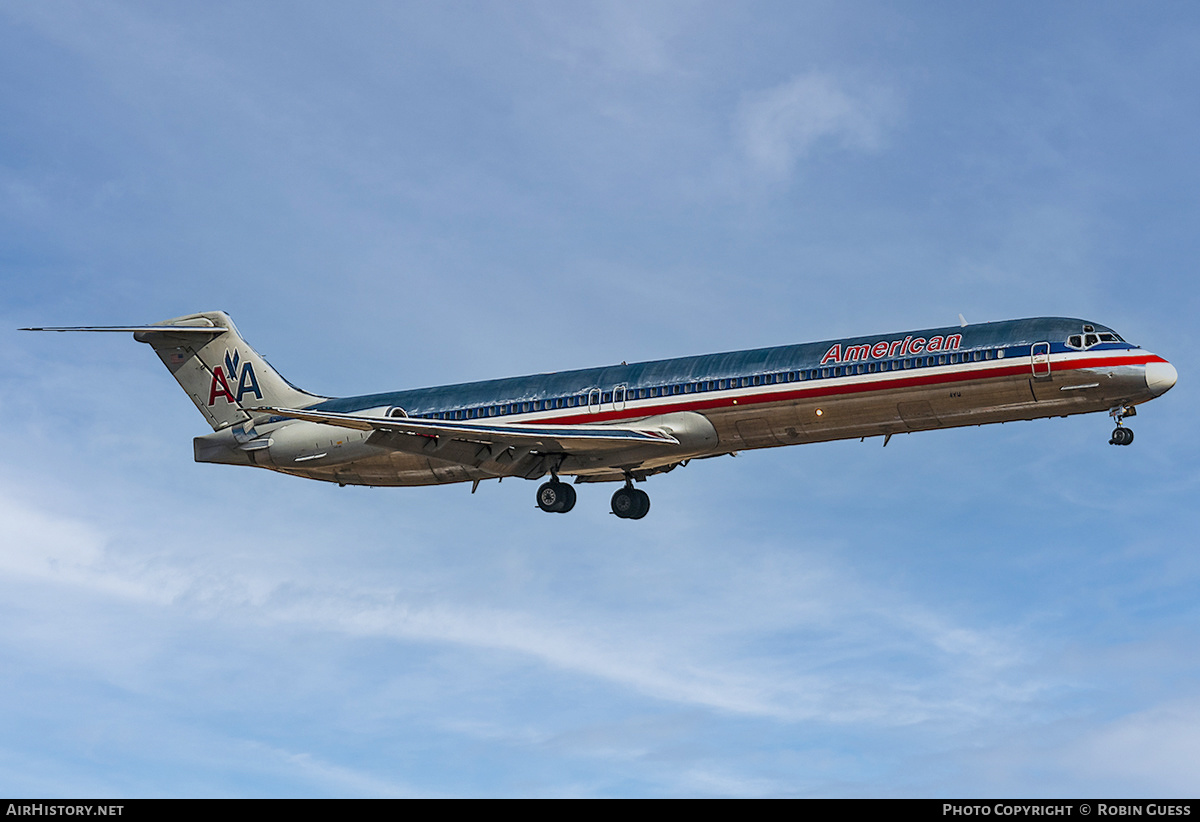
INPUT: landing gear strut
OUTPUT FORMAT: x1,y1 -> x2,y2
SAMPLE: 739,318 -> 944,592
611,481 -> 650,520
536,472 -> 576,513
1109,405 -> 1136,446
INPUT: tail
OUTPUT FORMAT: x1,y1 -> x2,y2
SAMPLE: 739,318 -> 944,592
22,311 -> 322,431
133,311 -> 323,430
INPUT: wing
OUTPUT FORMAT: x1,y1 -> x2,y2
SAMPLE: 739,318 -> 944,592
251,405 -> 680,456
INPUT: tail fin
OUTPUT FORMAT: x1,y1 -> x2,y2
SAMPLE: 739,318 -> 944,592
133,311 -> 323,430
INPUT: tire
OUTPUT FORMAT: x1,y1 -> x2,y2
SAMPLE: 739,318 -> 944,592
537,481 -> 565,513
630,489 -> 650,520
611,487 -> 637,518
558,483 -> 577,513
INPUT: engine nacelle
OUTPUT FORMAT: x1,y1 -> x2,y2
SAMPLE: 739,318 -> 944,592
257,420 -> 380,467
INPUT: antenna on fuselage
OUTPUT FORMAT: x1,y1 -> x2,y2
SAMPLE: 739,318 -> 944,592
958,313 -> 968,327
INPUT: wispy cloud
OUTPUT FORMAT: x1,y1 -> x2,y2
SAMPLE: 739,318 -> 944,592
736,72 -> 898,181
0,479 -> 1038,733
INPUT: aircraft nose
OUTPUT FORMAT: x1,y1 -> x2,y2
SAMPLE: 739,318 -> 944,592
1145,360 -> 1178,397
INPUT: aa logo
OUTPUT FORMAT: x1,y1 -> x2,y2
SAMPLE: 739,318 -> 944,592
208,349 -> 263,406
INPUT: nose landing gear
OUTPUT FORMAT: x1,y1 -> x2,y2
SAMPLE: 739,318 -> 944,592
1109,405 -> 1136,446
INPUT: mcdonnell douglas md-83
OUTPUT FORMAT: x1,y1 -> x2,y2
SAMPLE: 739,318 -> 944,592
24,312 -> 1176,519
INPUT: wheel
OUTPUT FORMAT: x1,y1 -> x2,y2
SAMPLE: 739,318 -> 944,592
1110,427 -> 1134,446
611,486 -> 637,518
537,481 -> 567,513
1122,427 -> 1134,445
558,483 -> 577,513
629,488 -> 650,520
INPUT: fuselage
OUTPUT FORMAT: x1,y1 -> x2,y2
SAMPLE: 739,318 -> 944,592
207,317 -> 1175,488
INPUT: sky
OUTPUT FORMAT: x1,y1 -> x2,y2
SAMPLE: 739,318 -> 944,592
2,0 -> 1199,797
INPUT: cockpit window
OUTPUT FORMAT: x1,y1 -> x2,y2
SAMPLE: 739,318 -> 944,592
1067,328 -> 1125,349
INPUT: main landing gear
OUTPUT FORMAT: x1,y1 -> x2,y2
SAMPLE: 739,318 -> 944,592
611,481 -> 650,520
536,474 -> 576,514
1109,405 -> 1136,446
534,470 -> 651,519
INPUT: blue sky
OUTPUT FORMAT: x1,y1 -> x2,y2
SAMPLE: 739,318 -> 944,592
2,0 -> 1198,797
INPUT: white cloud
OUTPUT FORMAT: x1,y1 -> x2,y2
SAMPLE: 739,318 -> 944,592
736,72 -> 897,181
1065,698 -> 1200,794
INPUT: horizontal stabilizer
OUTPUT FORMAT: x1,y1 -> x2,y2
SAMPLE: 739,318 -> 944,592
20,325 -> 228,333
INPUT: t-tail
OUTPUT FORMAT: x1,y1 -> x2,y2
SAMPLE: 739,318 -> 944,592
24,311 -> 323,430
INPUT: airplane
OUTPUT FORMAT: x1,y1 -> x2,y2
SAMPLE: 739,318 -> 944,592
23,311 -> 1176,519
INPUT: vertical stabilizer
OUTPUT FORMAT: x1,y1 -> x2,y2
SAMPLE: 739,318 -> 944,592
135,311 -> 323,431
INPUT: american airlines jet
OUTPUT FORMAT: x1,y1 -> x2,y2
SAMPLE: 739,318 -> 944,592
25,311 -> 1176,519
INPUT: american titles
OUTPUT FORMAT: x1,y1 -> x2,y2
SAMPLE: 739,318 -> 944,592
821,334 -> 963,366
